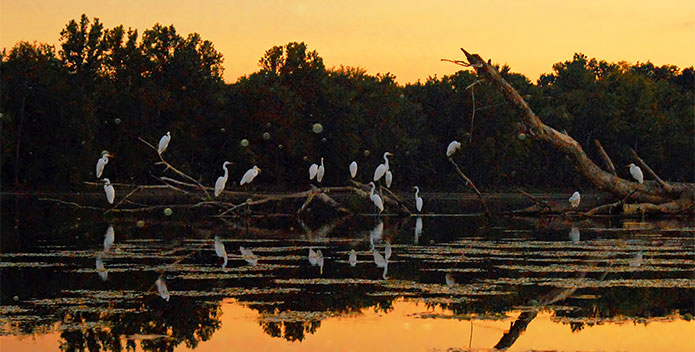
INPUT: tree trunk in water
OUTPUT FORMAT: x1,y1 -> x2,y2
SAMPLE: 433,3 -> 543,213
456,49 -> 695,211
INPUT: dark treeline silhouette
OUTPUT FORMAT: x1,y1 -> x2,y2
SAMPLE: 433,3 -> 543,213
2,15 -> 693,192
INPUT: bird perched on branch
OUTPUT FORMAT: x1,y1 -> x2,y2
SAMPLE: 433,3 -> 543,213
158,131 -> 171,154
214,161 -> 232,197
103,178 -> 115,204
446,141 -> 461,157
368,182 -> 384,214
414,186 -> 423,212
373,152 -> 393,182
569,191 -> 581,208
96,153 -> 112,178
240,166 -> 261,186
628,163 -> 644,184
349,161 -> 358,178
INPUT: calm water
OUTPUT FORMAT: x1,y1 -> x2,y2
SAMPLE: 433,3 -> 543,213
1,195 -> 694,351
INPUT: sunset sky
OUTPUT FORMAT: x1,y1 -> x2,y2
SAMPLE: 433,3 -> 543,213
1,0 -> 693,84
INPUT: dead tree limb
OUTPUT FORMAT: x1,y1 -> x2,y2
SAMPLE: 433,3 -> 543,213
447,157 -> 491,216
594,140 -> 617,176
450,48 -> 695,211
629,148 -> 675,193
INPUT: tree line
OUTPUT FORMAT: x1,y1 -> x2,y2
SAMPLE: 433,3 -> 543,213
2,15 -> 692,192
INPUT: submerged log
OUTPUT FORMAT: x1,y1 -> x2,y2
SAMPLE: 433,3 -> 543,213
451,48 -> 695,214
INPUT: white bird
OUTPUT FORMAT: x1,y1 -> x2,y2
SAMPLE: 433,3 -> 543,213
103,178 -> 115,204
214,161 -> 232,197
316,158 -> 325,183
348,249 -> 357,267
446,141 -> 461,157
154,277 -> 170,301
569,191 -> 581,208
96,255 -> 108,281
414,217 -> 423,244
373,152 -> 393,182
309,162 -> 318,180
158,131 -> 171,154
240,166 -> 261,186
104,225 -> 115,253
349,161 -> 358,178
630,251 -> 643,267
414,186 -> 423,212
240,246 -> 258,266
385,242 -> 392,260
385,170 -> 392,188
308,248 -> 319,266
569,227 -> 580,242
96,153 -> 112,178
628,163 -> 644,184
368,182 -> 384,213
214,236 -> 228,268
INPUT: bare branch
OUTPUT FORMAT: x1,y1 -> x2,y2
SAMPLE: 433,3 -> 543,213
594,140 -> 617,176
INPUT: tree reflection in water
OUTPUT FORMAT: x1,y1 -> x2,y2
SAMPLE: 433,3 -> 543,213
1,196 -> 694,350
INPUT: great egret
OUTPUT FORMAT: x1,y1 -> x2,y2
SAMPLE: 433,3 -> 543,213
569,191 -> 581,208
414,186 -> 423,212
240,166 -> 261,186
373,152 -> 393,181
214,161 -> 232,197
349,249 -> 357,267
446,141 -> 461,157
309,163 -> 318,180
96,255 -> 108,281
103,178 -> 115,204
368,182 -> 384,213
104,225 -> 115,253
154,277 -> 170,301
240,246 -> 258,266
158,132 -> 171,154
96,153 -> 112,178
385,170 -> 392,188
214,236 -> 228,268
628,163 -> 644,184
569,227 -> 580,242
316,158 -> 325,183
349,161 -> 358,178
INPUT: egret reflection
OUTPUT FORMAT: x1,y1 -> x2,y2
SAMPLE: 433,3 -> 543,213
214,236 -> 228,268
569,227 -> 580,242
414,217 -> 423,244
95,254 -> 108,281
154,277 -> 170,301
348,249 -> 357,267
103,225 -> 115,253
240,246 -> 258,266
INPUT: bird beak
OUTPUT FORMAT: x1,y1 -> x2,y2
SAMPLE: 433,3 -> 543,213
388,152 -> 394,156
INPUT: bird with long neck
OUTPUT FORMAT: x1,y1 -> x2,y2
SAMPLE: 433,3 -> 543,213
214,161 -> 232,197
373,152 -> 393,182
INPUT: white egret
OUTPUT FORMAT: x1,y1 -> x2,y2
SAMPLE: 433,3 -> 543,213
569,191 -> 581,208
240,246 -> 258,266
103,178 -> 115,204
349,161 -> 358,178
309,163 -> 318,180
385,170 -> 392,188
369,221 -> 384,250
368,182 -> 384,214
348,249 -> 357,267
96,255 -> 108,281
154,277 -> 170,301
158,131 -> 171,154
414,186 -> 423,212
569,227 -> 580,243
316,158 -> 325,183
373,152 -> 393,182
446,141 -> 461,157
214,236 -> 228,268
414,217 -> 423,244
96,153 -> 112,178
240,166 -> 261,186
104,225 -> 115,253
214,161 -> 232,197
628,163 -> 644,184
385,242 -> 392,260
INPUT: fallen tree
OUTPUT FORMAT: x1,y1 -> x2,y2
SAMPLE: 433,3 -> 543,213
445,49 -> 695,216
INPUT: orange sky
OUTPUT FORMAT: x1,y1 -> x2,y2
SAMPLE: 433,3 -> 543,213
2,300 -> 694,351
1,1 -> 694,84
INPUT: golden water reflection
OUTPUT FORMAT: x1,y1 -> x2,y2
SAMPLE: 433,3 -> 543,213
4,299 -> 692,351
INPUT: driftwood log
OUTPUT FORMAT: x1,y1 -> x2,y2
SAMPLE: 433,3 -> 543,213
448,48 -> 695,216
